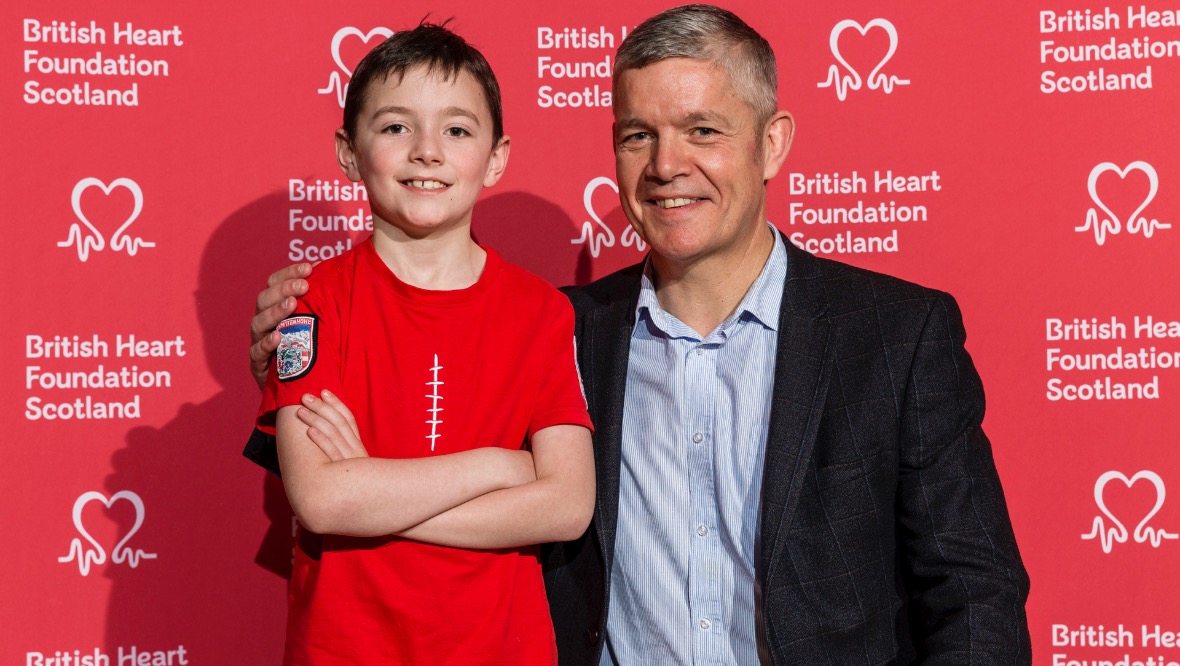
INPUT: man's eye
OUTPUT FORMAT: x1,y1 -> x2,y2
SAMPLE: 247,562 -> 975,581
692,127 -> 717,137
622,131 -> 650,144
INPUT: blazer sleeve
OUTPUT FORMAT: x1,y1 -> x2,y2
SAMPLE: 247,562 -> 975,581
894,291 -> 1031,664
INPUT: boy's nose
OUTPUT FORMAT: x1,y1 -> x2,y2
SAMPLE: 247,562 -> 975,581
410,132 -> 443,165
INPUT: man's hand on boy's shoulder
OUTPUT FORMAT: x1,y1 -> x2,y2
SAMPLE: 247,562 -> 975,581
250,262 -> 314,390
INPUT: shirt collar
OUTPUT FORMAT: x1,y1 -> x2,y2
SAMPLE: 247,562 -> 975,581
635,225 -> 788,338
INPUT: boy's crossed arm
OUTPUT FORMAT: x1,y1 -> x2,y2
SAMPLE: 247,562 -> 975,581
276,395 -> 537,538
401,422 -> 594,548
278,390 -> 595,548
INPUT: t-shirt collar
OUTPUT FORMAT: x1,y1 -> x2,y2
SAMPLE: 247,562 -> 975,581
635,225 -> 788,339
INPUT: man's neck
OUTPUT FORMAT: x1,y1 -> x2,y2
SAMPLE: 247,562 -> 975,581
370,220 -> 486,290
650,224 -> 776,337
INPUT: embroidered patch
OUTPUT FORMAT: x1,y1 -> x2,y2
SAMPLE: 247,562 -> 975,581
276,314 -> 318,382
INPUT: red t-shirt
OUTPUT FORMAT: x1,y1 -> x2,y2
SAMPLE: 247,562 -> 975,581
257,240 -> 592,665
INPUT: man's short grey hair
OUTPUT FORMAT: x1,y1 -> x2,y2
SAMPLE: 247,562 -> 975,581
614,4 -> 778,126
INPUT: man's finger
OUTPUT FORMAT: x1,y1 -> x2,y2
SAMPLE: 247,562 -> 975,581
250,331 -> 281,369
249,331 -> 281,391
255,278 -> 307,315
250,298 -> 294,343
251,264 -> 314,393
266,262 -> 312,289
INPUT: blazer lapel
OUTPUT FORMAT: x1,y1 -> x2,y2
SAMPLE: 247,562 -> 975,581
584,272 -> 641,579
759,241 -> 834,582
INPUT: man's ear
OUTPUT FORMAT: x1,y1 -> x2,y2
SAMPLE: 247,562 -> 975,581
483,135 -> 511,188
335,128 -> 361,182
761,111 -> 795,182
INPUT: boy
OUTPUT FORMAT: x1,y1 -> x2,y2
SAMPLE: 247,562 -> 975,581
255,23 -> 595,664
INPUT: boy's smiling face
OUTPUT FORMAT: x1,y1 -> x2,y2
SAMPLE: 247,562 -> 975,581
336,65 -> 509,239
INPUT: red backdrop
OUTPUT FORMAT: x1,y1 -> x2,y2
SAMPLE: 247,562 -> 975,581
4,1 -> 1179,663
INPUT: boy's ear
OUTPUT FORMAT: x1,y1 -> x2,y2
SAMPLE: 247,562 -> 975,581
482,135 -> 511,188
335,128 -> 362,182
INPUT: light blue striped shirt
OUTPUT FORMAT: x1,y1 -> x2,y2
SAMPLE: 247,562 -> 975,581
601,229 -> 787,665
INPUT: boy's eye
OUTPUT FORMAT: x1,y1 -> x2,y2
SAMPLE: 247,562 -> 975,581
444,127 -> 470,137
382,123 -> 408,134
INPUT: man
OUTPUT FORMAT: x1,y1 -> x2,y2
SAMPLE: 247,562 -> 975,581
248,5 -> 1030,664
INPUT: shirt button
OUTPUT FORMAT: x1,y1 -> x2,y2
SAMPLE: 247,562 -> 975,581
692,432 -> 704,443
697,525 -> 708,537
699,619 -> 712,630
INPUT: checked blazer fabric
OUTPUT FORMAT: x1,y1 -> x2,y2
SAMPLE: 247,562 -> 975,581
543,237 -> 1031,665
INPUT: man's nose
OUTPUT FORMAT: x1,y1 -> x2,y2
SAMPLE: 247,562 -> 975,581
648,137 -> 691,181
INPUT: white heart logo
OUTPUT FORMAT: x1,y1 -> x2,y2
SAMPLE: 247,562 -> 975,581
58,490 -> 157,576
818,19 -> 910,101
570,177 -> 646,259
58,177 -> 153,261
319,27 -> 394,107
1078,161 -> 1167,245
1096,471 -> 1162,541
58,492 -> 109,575
1083,470 -> 1178,553
330,27 -> 394,77
572,177 -> 617,258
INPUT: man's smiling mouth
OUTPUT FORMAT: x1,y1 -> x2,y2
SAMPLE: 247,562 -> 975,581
653,198 -> 701,209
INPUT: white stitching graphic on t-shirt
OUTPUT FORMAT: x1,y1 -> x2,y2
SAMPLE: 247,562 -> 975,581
426,354 -> 444,451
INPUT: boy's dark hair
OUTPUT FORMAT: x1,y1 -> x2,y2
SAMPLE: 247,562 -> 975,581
342,21 -> 504,145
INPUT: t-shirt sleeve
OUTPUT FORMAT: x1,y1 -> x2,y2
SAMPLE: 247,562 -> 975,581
256,288 -> 344,434
527,298 -> 594,438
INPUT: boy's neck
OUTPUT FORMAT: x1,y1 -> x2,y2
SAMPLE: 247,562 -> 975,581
370,220 -> 486,290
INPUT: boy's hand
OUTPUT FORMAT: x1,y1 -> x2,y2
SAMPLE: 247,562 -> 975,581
250,262 -> 313,390
297,390 -> 367,460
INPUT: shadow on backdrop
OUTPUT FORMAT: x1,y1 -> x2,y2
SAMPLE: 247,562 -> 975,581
473,191 -> 590,286
100,193 -> 343,659
474,189 -> 647,286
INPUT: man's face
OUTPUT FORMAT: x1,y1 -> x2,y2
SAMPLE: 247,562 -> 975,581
612,57 -> 778,269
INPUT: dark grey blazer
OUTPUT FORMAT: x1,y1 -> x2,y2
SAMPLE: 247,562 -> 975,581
543,239 -> 1031,665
